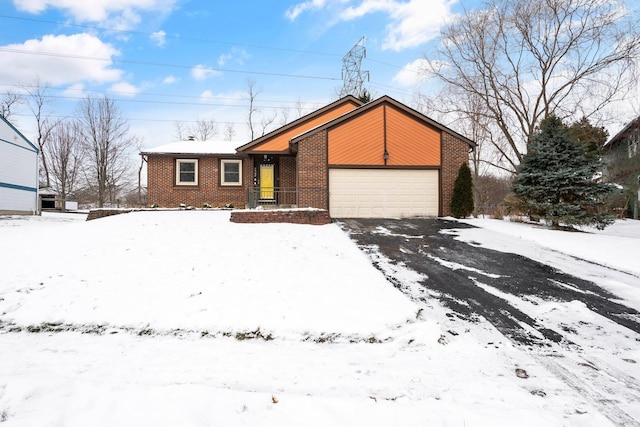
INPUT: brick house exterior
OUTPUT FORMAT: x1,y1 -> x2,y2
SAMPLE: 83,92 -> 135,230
143,95 -> 474,217
144,141 -> 249,208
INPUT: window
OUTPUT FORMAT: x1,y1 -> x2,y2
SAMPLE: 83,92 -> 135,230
221,159 -> 242,186
176,159 -> 198,185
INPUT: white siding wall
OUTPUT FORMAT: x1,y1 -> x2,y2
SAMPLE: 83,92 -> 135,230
0,119 -> 32,150
0,118 -> 39,213
0,187 -> 38,212
0,142 -> 38,187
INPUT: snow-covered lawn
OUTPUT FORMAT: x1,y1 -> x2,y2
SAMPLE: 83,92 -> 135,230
0,211 -> 638,426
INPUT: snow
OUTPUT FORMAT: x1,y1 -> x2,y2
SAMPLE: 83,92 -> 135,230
452,217 -> 640,310
142,140 -> 243,155
1,211 -> 639,426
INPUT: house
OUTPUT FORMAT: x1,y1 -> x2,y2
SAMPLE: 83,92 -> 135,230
143,139 -> 247,209
604,115 -> 640,219
143,95 -> 474,218
0,115 -> 39,215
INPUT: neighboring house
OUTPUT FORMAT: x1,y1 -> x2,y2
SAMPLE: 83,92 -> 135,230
604,115 -> 640,219
143,95 -> 474,218
0,115 -> 39,215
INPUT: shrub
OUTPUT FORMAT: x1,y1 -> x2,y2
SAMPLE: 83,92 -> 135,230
450,163 -> 474,218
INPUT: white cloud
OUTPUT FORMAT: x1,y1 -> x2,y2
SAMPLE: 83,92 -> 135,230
12,0 -> 178,29
150,30 -> 166,47
286,0 -> 455,51
392,58 -> 431,87
217,47 -> 250,67
62,83 -> 87,98
191,65 -> 221,81
285,0 -> 328,21
108,81 -> 140,96
199,90 -> 214,100
0,33 -> 122,86
382,0 -> 453,51
217,53 -> 232,67
197,90 -> 246,104
162,75 -> 177,84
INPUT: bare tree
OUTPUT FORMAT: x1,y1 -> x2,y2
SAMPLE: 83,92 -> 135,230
1,89 -> 23,120
279,105 -> 291,126
192,118 -> 218,141
260,111 -> 277,137
245,79 -> 279,138
295,97 -> 305,119
77,95 -> 136,207
26,80 -> 57,187
46,121 -> 84,211
174,118 -> 218,141
246,79 -> 260,140
223,122 -> 236,141
173,120 -> 188,141
427,0 -> 640,173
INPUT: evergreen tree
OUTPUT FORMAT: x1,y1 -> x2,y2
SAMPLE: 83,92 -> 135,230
357,89 -> 372,103
569,117 -> 609,161
512,115 -> 615,229
450,162 -> 474,218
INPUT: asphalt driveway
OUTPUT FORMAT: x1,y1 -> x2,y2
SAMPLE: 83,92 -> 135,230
338,218 -> 640,347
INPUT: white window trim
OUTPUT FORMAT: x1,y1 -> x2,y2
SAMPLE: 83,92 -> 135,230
221,159 -> 243,186
176,159 -> 198,186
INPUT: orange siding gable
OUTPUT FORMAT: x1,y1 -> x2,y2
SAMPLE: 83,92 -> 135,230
328,104 -> 441,166
250,102 -> 359,153
328,105 -> 385,165
386,106 -> 440,166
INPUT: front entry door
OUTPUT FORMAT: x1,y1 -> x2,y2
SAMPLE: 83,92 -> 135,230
259,164 -> 275,199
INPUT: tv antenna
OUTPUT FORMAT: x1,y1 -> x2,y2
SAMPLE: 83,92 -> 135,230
340,37 -> 369,98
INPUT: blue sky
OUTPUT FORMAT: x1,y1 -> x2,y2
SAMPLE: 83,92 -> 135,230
0,0 -> 474,146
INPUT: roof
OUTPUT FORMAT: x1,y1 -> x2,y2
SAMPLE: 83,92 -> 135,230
290,95 -> 475,148
606,115 -> 640,148
141,140 -> 244,155
236,95 -> 362,153
0,114 -> 39,154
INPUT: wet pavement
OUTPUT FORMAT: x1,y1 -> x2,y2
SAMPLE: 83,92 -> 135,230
338,218 -> 640,347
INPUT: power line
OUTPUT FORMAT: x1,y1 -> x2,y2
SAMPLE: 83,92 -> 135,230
0,13 -> 341,58
0,83 -> 327,107
0,47 -> 342,81
10,111 -> 251,127
0,84 -> 329,112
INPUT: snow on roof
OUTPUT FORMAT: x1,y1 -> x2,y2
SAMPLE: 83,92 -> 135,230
142,140 -> 244,155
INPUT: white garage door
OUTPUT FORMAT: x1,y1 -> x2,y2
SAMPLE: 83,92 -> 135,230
329,169 -> 439,218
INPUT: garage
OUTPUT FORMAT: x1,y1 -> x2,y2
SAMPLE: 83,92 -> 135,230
329,169 -> 439,218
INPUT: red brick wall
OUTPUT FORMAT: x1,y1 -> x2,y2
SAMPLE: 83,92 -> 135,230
441,133 -> 471,216
278,156 -> 296,189
230,209 -> 331,225
296,131 -> 328,209
146,154 -> 249,208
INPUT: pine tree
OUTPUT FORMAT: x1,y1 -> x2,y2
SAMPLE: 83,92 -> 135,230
512,115 -> 614,229
450,162 -> 474,218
